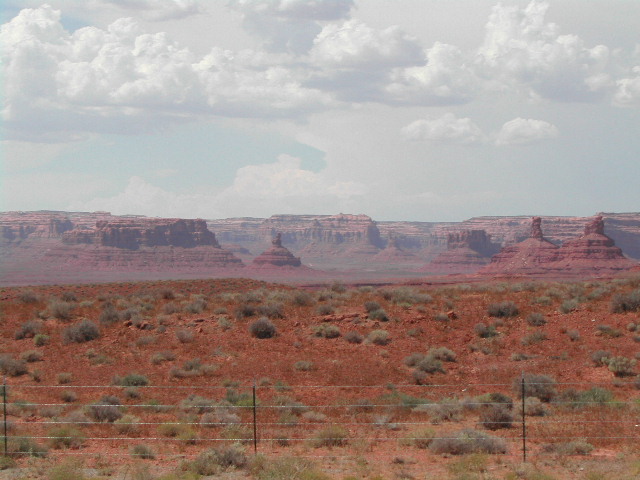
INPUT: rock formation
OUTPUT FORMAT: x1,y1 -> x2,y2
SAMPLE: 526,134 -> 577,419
251,233 -> 302,267
479,218 -> 561,275
549,216 -> 637,274
425,230 -> 497,273
372,237 -> 418,263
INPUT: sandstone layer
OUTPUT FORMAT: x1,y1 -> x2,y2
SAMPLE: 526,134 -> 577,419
251,233 -> 303,268
425,230 -> 498,273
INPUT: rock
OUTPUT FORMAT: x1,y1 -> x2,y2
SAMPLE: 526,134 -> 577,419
251,233 -> 302,267
425,230 -> 498,273
479,218 -> 560,275
372,237 -> 418,263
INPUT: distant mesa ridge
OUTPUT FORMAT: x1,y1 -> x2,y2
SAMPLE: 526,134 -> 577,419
425,230 -> 499,273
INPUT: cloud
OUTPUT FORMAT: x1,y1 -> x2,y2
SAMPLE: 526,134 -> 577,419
401,113 -> 485,145
613,66 -> 640,107
70,155 -> 367,218
385,42 -> 477,105
0,6 -> 334,142
477,1 -> 613,102
97,0 -> 203,21
495,117 -> 558,146
228,0 -> 354,54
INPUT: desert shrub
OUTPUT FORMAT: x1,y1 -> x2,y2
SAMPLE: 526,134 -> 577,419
61,292 -> 78,302
566,329 -> 581,341
293,360 -> 314,371
521,331 -> 548,345
364,301 -> 381,313
49,300 -> 75,320
7,436 -> 48,458
249,317 -> 277,339
429,428 -> 507,455
344,331 -> 363,344
61,390 -> 77,403
434,312 -> 450,322
98,303 -> 121,325
15,320 -> 43,340
62,319 -> 100,344
18,350 -> 43,365
115,414 -> 141,435
516,374 -> 557,402
175,328 -> 194,343
18,290 -> 39,304
591,350 -> 612,366
605,356 -> 636,377
312,324 -> 340,338
404,353 -> 425,367
488,301 -> 519,318
416,356 -> 445,374
158,288 -> 175,300
57,372 -> 72,384
511,352 -> 534,361
184,298 -> 207,314
113,373 -> 150,387
329,281 -> 346,293
611,289 -> 640,313
151,351 -> 175,364
255,456 -> 330,480
522,397 -> 549,416
48,426 -> 85,449
368,308 -> 390,321
400,428 -> 436,448
235,304 -> 258,319
559,299 -> 579,314
428,347 -> 457,362
541,440 -> 594,455
33,334 -> 49,346
292,291 -> 314,306
181,394 -> 217,414
190,446 -> 247,474
0,356 -> 27,377
257,303 -> 285,319
474,323 -> 498,338
366,329 -> 390,345
87,396 -> 122,422
429,399 -> 463,423
526,313 -> 547,326
479,405 -> 513,430
596,324 -> 622,337
315,304 -> 335,315
162,302 -> 180,315
311,425 -> 348,447
130,444 -> 155,459
381,287 -> 432,305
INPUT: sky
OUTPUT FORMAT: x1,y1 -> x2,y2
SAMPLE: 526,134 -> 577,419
1,0 -> 639,222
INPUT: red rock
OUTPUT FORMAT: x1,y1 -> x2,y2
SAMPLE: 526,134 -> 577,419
372,237 -> 417,262
479,218 -> 560,275
251,233 -> 302,267
425,230 -> 497,273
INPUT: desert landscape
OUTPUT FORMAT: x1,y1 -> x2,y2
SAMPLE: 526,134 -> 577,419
0,210 -> 639,479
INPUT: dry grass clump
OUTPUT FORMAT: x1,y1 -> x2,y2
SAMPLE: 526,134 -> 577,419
62,319 -> 100,344
429,428 -> 507,455
249,317 -> 277,339
488,301 -> 519,318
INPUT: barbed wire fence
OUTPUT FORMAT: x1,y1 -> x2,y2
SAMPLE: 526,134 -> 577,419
2,376 -> 639,464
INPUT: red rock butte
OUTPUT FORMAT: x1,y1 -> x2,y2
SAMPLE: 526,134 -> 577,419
251,233 -> 303,267
426,230 -> 497,273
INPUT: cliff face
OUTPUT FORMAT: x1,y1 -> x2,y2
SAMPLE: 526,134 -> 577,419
425,230 -> 499,273
251,234 -> 303,268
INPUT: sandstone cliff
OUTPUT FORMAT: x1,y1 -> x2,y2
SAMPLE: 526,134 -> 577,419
425,230 -> 498,273
251,233 -> 303,268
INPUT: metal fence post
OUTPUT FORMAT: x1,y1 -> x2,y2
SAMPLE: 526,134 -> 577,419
252,381 -> 258,454
521,373 -> 527,463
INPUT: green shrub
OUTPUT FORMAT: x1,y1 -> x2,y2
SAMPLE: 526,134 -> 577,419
49,300 -> 75,320
257,303 -> 285,319
611,289 -> 640,313
591,350 -> 612,366
20,350 -> 43,363
184,298 -> 207,314
399,428 -> 436,448
521,331 -> 547,345
344,331 -> 363,344
516,374 -> 556,402
474,323 -> 498,338
541,440 -> 594,455
112,373 -> 149,387
175,328 -> 194,343
293,361 -> 314,371
364,301 -> 381,312
15,320 -> 43,340
488,301 -> 519,318
48,426 -> 85,449
605,356 -> 636,377
416,356 -> 445,374
115,415 -> 141,435
404,353 -> 425,367
526,313 -> 547,326
315,304 -> 335,315
366,329 -> 390,345
429,428 -> 507,455
62,320 -> 100,344
87,396 -> 122,422
311,425 -> 348,447
293,291 -> 314,306
368,308 -> 389,321
61,390 -> 77,403
7,436 -> 47,458
312,324 -> 340,338
151,351 -> 175,364
559,299 -> 579,314
0,356 -> 27,377
33,334 -> 49,346
18,290 -> 39,304
99,303 -> 120,325
57,372 -> 72,384
479,405 -> 513,430
130,444 -> 155,459
428,347 -> 456,362
596,324 -> 622,338
249,317 -> 277,339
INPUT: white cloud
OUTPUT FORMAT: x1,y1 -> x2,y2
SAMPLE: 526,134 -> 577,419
228,0 -> 354,54
613,66 -> 640,107
70,155 -> 367,218
0,6 -> 334,141
477,1 -> 613,102
401,113 -> 484,145
97,0 -> 203,21
495,117 -> 558,146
